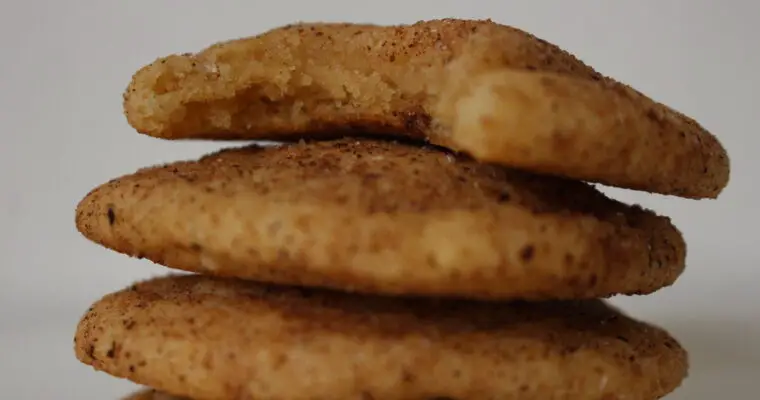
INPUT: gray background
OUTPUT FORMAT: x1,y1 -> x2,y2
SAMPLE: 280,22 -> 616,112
1,1 -> 757,398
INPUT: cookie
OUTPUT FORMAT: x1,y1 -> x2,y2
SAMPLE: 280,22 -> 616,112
75,139 -> 685,300
75,274 -> 688,400
123,18 -> 729,198
122,389 -> 187,400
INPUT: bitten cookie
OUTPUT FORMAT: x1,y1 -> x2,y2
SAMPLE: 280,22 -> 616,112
75,275 -> 689,400
75,139 -> 685,300
123,18 -> 729,198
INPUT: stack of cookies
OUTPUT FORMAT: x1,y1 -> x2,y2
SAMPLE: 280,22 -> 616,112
73,19 -> 730,400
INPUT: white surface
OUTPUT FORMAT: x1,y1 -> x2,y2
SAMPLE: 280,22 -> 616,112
1,1 -> 758,399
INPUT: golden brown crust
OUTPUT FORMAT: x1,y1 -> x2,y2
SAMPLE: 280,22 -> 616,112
437,68 -> 731,198
75,275 -> 688,400
123,18 -> 729,198
75,139 -> 686,301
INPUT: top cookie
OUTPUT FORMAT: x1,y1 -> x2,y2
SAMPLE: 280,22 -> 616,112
123,18 -> 729,198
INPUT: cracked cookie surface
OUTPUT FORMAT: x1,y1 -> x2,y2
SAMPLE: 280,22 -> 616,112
76,274 -> 688,400
75,138 -> 685,300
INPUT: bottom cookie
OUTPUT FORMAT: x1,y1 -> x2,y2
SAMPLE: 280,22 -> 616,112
77,274 -> 688,400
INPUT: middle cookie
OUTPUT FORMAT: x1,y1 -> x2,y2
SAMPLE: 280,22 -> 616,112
75,138 -> 685,300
